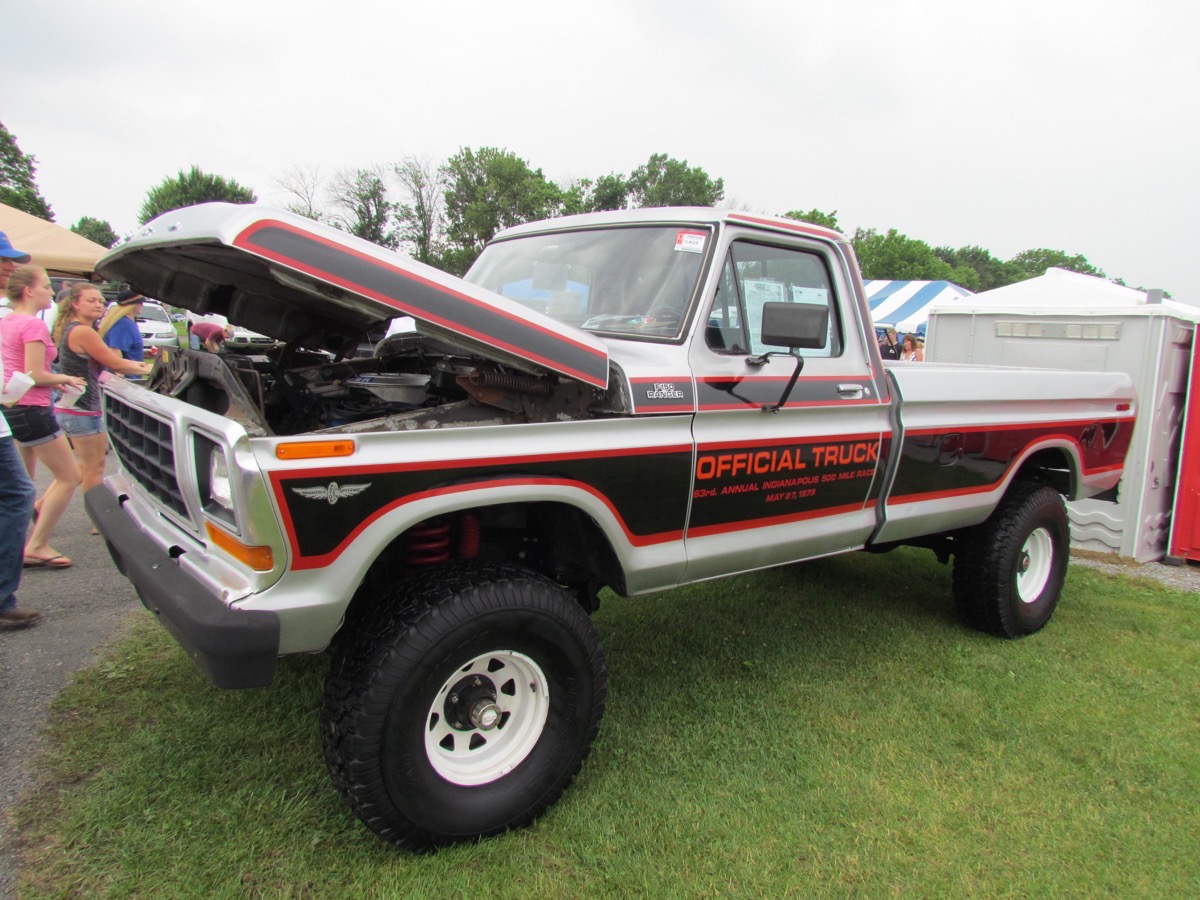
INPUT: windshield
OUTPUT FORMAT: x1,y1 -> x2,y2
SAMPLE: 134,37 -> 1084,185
137,304 -> 171,324
465,225 -> 711,339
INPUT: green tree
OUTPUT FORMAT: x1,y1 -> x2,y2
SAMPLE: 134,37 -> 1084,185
853,227 -> 979,289
1008,248 -> 1104,280
139,166 -> 257,223
561,173 -> 630,215
627,153 -> 724,208
781,208 -> 841,231
935,245 -> 1027,292
440,147 -> 564,274
0,120 -> 54,220
328,166 -> 396,248
70,216 -> 119,249
394,157 -> 444,265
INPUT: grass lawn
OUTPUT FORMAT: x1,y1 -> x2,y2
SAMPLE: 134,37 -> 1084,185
15,548 -> 1200,897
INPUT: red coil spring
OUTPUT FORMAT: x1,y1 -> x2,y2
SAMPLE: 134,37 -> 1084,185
407,519 -> 452,566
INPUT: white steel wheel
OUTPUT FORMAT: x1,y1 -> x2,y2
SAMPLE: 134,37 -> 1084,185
320,562 -> 607,850
952,483 -> 1070,638
1016,526 -> 1055,604
424,650 -> 550,786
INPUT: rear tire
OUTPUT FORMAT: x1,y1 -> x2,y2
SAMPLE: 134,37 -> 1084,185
321,561 -> 606,850
953,483 -> 1070,637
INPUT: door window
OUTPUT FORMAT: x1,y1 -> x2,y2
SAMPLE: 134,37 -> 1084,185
705,242 -> 841,357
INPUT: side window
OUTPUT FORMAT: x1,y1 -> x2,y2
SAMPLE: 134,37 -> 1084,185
704,255 -> 748,353
704,241 -> 841,358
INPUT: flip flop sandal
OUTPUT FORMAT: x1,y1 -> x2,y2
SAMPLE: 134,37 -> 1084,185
23,555 -> 72,569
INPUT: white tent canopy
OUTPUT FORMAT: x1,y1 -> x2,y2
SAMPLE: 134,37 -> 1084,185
864,279 -> 973,333
938,267 -> 1199,320
0,202 -> 108,277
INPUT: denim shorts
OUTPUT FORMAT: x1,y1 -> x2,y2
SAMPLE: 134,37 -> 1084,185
2,404 -> 61,447
57,411 -> 105,437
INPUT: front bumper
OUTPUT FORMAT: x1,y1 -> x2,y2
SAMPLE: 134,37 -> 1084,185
86,484 -> 281,688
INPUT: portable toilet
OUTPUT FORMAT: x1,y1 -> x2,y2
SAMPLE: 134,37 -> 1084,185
1167,336 -> 1200,563
924,268 -> 1198,562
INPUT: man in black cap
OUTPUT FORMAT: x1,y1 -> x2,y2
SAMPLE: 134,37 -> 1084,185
0,230 -> 40,627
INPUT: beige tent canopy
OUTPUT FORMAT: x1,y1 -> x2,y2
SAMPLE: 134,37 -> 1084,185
0,202 -> 110,278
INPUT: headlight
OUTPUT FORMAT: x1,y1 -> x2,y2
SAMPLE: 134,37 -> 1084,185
209,449 -> 234,510
193,432 -> 274,571
195,433 -> 237,530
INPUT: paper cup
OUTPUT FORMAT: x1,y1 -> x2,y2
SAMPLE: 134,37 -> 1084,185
1,371 -> 34,406
56,383 -> 86,409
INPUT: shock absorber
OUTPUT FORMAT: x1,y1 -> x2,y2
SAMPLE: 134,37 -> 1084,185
458,512 -> 481,559
406,519 -> 452,566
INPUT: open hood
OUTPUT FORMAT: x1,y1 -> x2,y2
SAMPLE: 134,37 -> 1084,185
98,203 -> 609,388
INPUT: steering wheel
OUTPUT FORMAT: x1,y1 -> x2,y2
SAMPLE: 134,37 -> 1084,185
647,305 -> 684,331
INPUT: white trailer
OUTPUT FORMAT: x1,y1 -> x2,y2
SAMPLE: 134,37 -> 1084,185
925,268 -> 1197,561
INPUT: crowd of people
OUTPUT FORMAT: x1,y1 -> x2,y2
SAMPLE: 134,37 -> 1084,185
0,230 -> 152,630
878,326 -> 925,362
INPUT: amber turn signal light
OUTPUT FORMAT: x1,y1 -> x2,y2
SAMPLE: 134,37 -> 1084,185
275,440 -> 356,460
206,522 -> 274,571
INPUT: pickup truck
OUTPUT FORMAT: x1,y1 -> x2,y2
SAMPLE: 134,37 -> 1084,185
88,203 -> 1136,850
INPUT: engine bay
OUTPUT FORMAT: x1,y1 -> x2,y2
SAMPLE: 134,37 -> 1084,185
148,330 -> 626,437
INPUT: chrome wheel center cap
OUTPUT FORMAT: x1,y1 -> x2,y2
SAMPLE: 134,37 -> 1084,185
470,699 -> 502,730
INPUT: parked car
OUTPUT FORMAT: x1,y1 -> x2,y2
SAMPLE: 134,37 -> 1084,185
227,325 -> 280,350
135,301 -> 182,351
187,312 -> 279,351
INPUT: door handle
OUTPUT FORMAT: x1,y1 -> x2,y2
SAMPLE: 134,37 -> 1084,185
837,383 -> 864,399
939,433 -> 964,465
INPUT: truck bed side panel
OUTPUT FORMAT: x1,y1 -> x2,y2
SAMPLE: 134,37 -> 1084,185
872,364 -> 1136,543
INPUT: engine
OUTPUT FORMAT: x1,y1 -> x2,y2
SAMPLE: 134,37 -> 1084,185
147,331 -> 622,437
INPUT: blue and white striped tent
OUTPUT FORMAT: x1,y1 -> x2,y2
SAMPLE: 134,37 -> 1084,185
863,280 -> 974,334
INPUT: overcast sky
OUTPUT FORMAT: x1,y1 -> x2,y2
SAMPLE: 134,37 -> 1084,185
6,1 -> 1198,300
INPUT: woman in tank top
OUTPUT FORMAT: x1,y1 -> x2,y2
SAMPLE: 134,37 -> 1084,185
51,284 -> 153,510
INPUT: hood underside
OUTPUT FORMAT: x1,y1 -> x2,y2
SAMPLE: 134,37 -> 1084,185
98,203 -> 610,388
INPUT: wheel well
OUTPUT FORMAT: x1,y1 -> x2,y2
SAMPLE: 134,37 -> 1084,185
1014,447 -> 1075,498
349,502 -> 626,619
878,451 -> 1077,568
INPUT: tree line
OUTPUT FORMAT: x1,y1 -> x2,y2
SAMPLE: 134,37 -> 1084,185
2,118 -> 1122,292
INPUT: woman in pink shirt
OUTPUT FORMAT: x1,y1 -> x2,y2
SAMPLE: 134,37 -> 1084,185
0,266 -> 86,568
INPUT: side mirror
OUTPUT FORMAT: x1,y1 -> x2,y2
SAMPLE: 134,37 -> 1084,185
750,302 -> 830,413
759,301 -> 828,350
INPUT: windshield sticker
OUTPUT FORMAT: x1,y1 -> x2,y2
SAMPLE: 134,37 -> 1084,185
791,286 -> 828,304
675,231 -> 707,253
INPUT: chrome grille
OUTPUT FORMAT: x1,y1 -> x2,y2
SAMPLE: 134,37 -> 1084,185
104,394 -> 187,517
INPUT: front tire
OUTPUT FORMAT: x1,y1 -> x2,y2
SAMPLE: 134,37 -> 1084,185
321,562 -> 606,850
953,483 -> 1070,637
